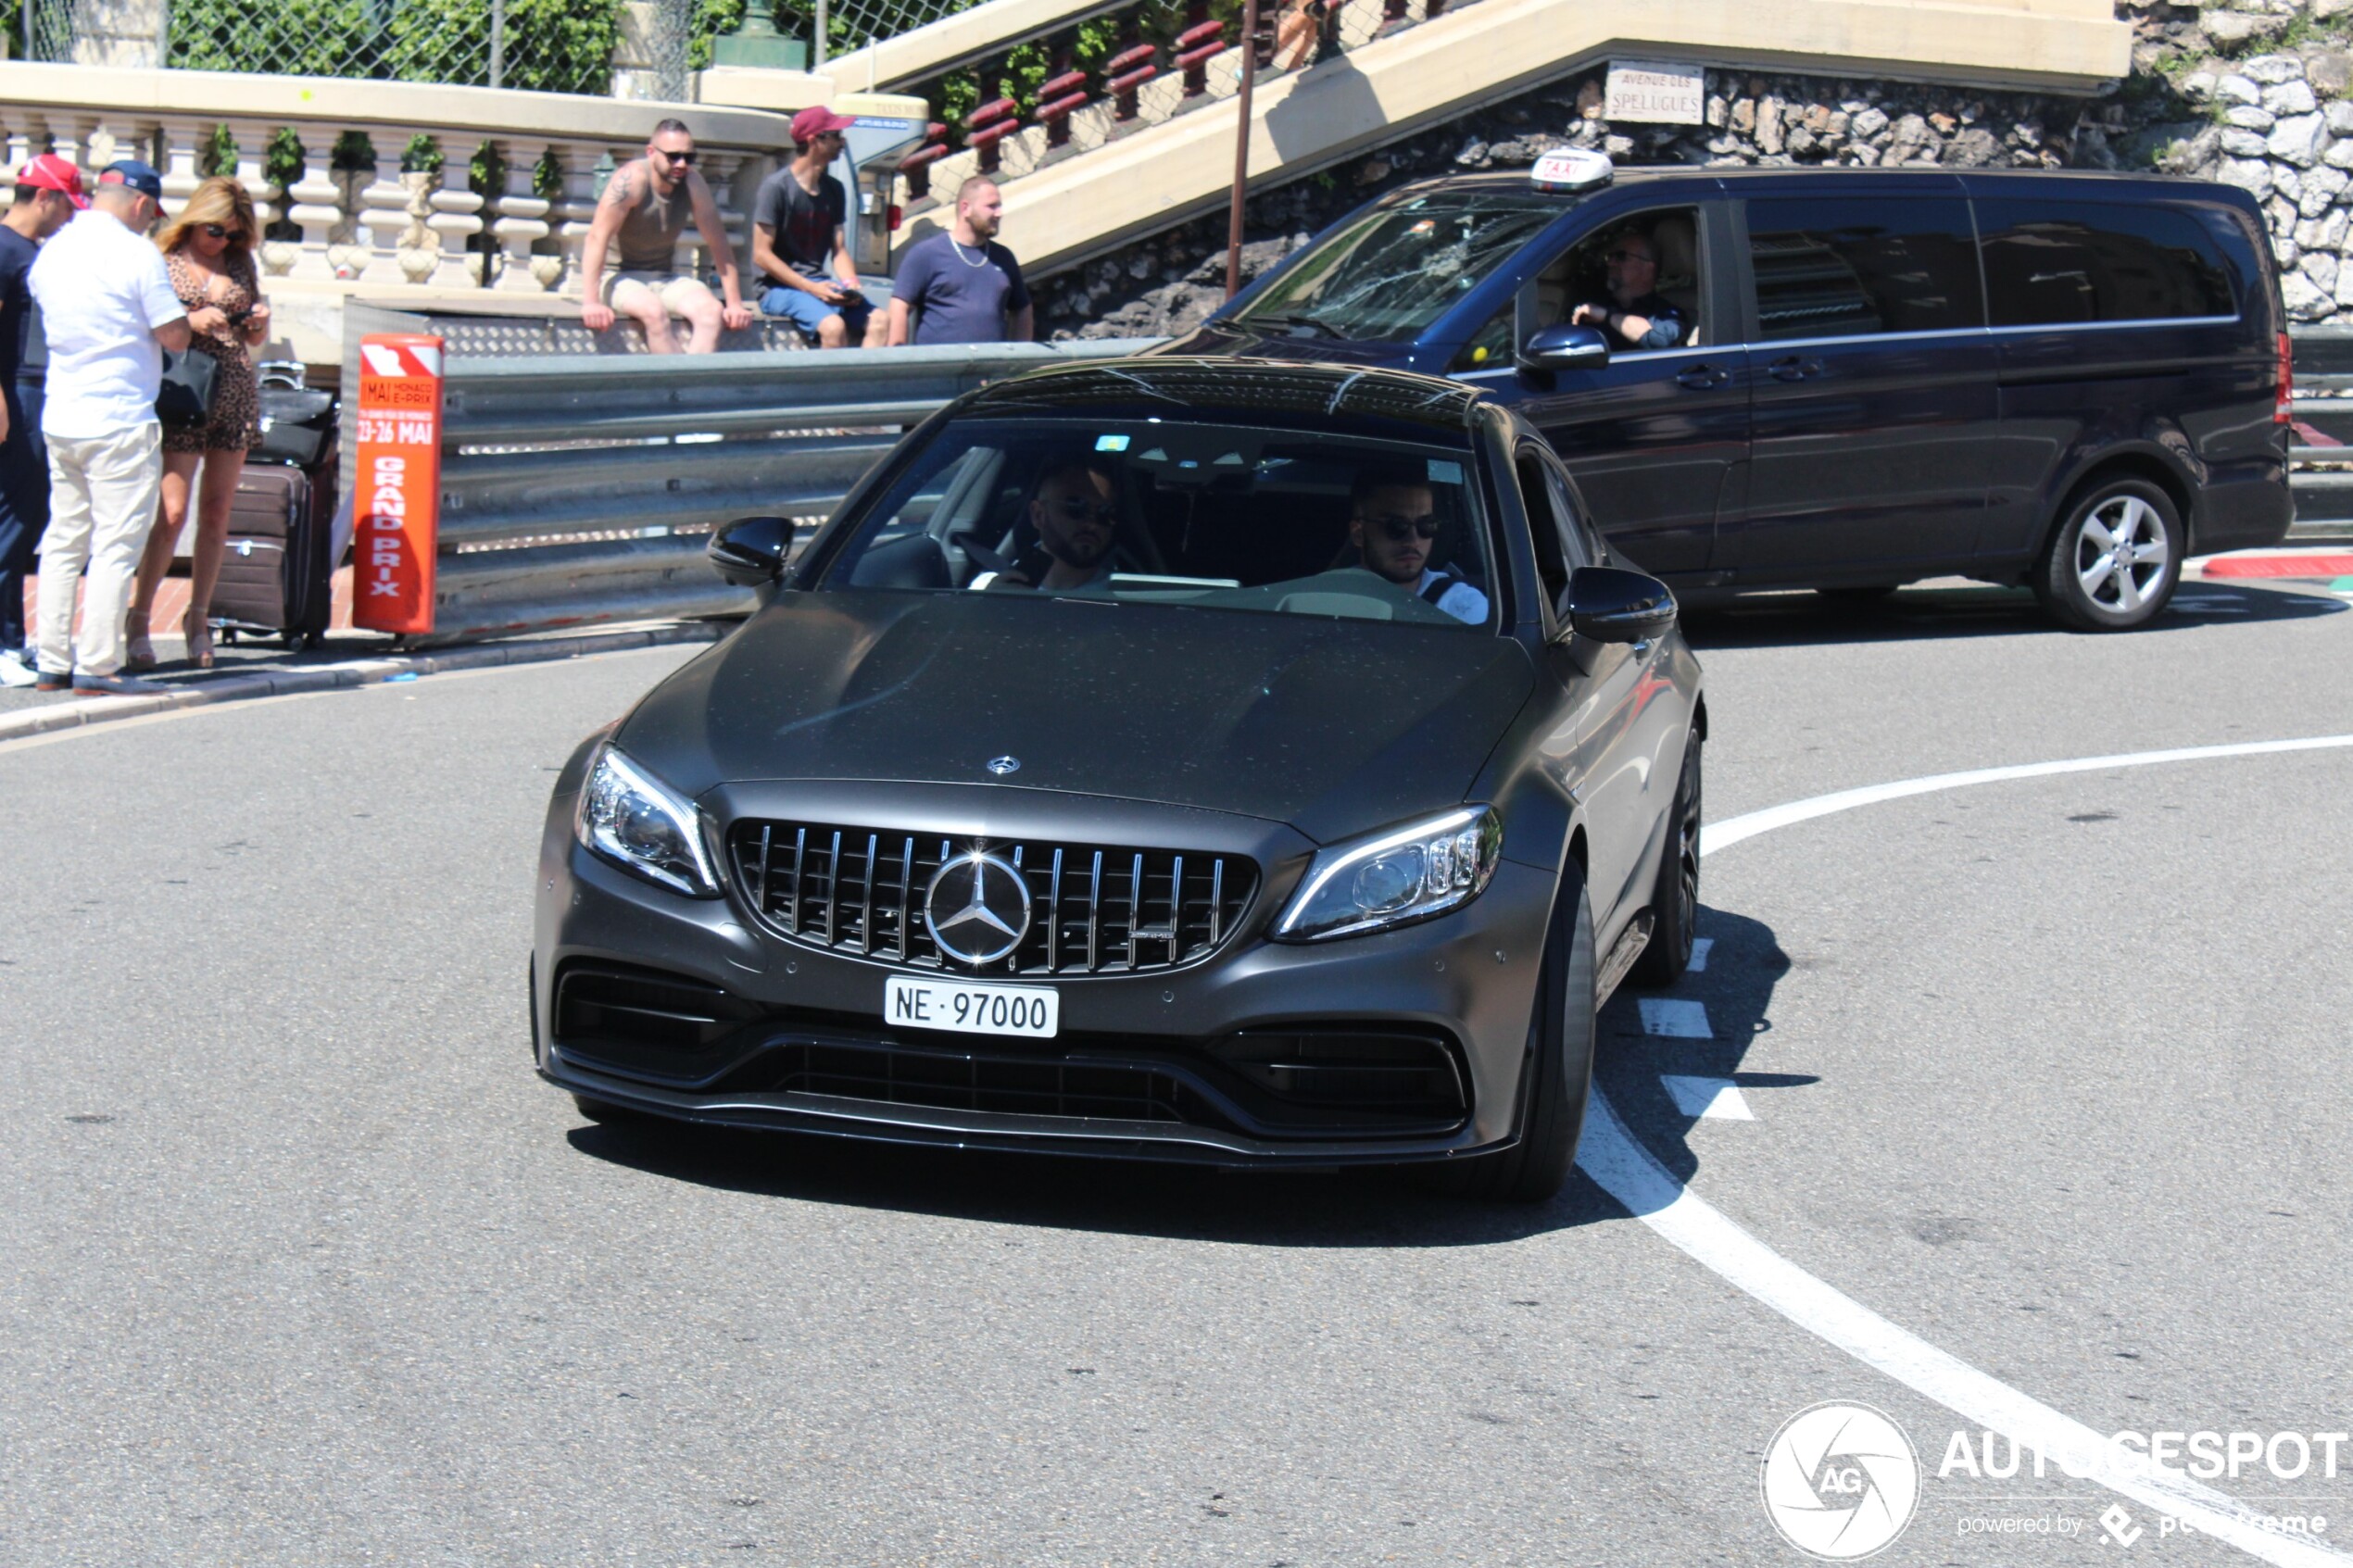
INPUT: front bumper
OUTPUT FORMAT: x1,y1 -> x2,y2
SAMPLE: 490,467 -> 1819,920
531,775 -> 1562,1166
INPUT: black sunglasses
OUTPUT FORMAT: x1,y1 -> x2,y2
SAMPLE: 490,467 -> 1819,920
656,146 -> 697,165
1367,512 -> 1440,541
1056,495 -> 1118,524
201,223 -> 241,241
1605,247 -> 1655,265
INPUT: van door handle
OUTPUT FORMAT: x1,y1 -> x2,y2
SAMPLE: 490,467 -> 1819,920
1675,364 -> 1730,390
1768,356 -> 1822,382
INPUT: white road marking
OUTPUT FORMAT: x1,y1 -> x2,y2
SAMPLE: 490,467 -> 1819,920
1637,997 -> 1712,1038
1660,1074 -> 1753,1121
1583,732 -> 2353,1567
1687,936 -> 1712,972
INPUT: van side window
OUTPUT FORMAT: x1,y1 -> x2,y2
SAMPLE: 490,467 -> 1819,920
1451,206 -> 1705,370
1517,448 -> 1575,614
1745,196 -> 1983,340
1977,199 -> 2236,325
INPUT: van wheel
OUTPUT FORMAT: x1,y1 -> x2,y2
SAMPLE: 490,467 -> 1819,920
2034,479 -> 2182,631
1630,732 -> 1702,987
1421,874 -> 1595,1203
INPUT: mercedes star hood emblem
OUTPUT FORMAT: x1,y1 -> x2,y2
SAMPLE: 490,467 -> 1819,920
923,850 -> 1033,965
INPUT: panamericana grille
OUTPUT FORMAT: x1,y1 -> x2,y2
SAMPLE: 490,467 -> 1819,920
725,821 -> 1258,975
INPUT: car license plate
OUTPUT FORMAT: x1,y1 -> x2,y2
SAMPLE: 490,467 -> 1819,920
885,975 -> 1060,1038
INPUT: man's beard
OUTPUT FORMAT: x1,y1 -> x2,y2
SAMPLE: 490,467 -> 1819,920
1054,529 -> 1112,569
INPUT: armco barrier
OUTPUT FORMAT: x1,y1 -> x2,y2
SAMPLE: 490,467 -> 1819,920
2292,325 -> 2353,537
339,302 -> 1164,646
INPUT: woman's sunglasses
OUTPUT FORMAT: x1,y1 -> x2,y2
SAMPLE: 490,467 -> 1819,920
200,223 -> 243,241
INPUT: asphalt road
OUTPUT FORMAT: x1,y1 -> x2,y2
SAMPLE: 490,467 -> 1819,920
3,578 -> 2349,1566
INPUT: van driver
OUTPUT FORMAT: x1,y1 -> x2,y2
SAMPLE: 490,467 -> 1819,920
996,460 -> 1119,591
1349,469 -> 1489,624
1568,228 -> 1682,351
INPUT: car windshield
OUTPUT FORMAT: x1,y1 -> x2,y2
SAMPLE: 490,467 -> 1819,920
820,416 -> 1498,632
1228,191 -> 1566,343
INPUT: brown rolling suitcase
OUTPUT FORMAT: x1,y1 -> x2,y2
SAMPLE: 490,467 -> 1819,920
212,458 -> 336,653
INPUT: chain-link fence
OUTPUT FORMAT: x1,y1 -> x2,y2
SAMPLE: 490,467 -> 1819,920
13,0 -> 714,99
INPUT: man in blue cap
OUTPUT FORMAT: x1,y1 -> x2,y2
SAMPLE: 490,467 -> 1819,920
25,159 -> 188,695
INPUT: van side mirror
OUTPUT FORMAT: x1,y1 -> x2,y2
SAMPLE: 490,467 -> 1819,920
1563,565 -> 1676,643
1518,323 -> 1611,372
709,516 -> 793,586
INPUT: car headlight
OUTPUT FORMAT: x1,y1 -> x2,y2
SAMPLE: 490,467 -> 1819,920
1272,806 -> 1502,942
574,743 -> 721,897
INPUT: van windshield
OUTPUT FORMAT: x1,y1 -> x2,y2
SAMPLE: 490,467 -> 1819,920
1229,191 -> 1564,343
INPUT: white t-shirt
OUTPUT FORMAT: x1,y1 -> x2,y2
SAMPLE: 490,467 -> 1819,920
1417,568 -> 1491,625
28,209 -> 185,440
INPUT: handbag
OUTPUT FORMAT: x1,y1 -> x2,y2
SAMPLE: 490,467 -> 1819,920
156,346 -> 219,431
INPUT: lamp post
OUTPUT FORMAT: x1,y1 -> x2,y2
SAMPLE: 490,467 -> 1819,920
1224,0 -> 1258,299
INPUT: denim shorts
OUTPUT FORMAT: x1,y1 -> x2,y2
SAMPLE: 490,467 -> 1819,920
761,284 -> 873,339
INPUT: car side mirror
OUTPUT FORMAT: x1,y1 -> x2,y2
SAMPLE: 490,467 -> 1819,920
709,516 -> 793,586
1518,323 -> 1611,372
1563,565 -> 1676,643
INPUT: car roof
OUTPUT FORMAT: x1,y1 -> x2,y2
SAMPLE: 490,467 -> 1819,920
1391,164 -> 2253,201
963,357 -> 1488,433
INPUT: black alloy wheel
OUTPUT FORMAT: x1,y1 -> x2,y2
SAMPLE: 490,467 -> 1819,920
1424,874 -> 1596,1202
1630,732 -> 1703,987
2033,477 -> 2183,632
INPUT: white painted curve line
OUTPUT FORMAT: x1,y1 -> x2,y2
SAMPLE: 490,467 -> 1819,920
1637,997 -> 1712,1038
1686,936 -> 1712,972
1701,734 -> 2353,859
1579,729 -> 2353,1567
1577,1091 -> 2347,1566
1660,1074 -> 1753,1121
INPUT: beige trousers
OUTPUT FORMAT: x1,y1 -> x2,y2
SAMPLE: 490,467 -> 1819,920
37,422 -> 163,679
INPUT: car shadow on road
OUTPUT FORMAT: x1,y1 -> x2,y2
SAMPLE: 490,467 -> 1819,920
1680,578 -> 2342,651
1594,902 -> 1796,1191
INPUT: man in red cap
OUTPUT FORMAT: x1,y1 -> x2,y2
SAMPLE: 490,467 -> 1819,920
0,155 -> 87,687
749,106 -> 883,349
576,119 -> 752,355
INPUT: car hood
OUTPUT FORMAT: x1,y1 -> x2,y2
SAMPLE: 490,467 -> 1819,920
618,591 -> 1536,843
1152,321 -> 1417,365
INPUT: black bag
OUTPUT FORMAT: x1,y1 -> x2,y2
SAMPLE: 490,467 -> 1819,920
156,347 -> 218,430
253,386 -> 336,468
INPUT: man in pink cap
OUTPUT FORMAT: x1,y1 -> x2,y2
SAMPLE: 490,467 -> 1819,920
576,118 -> 752,355
0,155 -> 87,687
749,106 -> 883,349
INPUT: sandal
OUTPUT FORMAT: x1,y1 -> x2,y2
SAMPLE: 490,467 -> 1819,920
182,607 -> 215,671
125,609 -> 158,672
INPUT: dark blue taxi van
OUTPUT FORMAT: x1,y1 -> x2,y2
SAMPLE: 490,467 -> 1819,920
1165,157 -> 2293,629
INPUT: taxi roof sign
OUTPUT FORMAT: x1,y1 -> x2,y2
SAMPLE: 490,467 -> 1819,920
1529,148 -> 1614,193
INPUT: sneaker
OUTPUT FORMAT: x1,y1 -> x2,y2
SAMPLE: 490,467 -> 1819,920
70,671 -> 168,696
34,667 -> 73,692
0,648 -> 37,688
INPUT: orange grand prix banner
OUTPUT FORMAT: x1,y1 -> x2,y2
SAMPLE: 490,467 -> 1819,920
351,333 -> 444,634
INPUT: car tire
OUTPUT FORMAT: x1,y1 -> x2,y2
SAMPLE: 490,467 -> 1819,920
1422,873 -> 1596,1203
1629,731 -> 1703,988
2032,477 -> 2183,632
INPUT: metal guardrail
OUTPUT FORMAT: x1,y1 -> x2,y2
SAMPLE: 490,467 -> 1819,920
337,309 -> 1165,647
2291,325 -> 2353,537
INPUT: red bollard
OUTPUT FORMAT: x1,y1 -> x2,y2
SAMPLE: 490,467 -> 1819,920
1175,7 -> 1227,99
1039,68 -> 1090,148
900,121 -> 949,200
351,332 -> 442,636
1106,42 -> 1157,121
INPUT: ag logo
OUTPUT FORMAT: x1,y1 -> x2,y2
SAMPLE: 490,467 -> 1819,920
1760,1402 -> 1919,1560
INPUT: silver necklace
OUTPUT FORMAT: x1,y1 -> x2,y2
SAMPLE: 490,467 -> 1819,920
950,235 -> 990,269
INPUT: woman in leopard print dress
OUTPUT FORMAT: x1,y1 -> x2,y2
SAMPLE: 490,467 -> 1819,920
127,176 -> 271,669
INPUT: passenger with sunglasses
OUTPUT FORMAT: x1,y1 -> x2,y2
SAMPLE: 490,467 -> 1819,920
1346,465 -> 1489,624
127,175 -> 271,670
1568,228 -> 1682,351
994,459 -> 1121,591
578,118 -> 752,355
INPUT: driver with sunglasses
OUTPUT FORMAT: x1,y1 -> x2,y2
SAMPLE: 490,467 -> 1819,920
1348,466 -> 1489,624
1568,228 -> 1682,351
994,459 -> 1121,591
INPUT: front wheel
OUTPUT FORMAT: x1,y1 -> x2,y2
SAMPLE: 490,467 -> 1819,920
1422,875 -> 1596,1203
2033,478 -> 2182,632
1629,730 -> 1703,987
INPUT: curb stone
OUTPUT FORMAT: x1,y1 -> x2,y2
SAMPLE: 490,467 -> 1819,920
0,621 -> 729,747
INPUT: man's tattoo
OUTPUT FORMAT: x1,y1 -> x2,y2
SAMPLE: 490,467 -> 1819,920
602,164 -> 639,207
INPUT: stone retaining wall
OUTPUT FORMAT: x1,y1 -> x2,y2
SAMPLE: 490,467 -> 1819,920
1041,0 -> 2353,338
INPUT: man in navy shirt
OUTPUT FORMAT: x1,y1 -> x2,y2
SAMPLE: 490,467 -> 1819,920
0,155 -> 84,687
887,180 -> 1032,346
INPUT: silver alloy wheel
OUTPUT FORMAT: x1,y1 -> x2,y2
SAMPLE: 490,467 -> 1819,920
2074,493 -> 2171,615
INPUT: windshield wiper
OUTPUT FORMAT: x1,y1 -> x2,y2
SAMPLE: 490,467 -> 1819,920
1261,312 -> 1347,340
